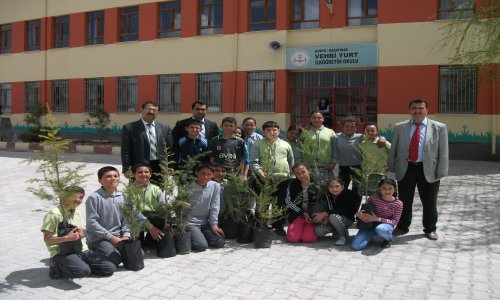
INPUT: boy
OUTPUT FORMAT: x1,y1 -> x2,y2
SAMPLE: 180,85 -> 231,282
249,121 -> 294,236
209,117 -> 249,180
187,163 -> 225,251
41,186 -> 116,279
174,119 -> 209,169
86,166 -> 130,267
213,163 -> 239,239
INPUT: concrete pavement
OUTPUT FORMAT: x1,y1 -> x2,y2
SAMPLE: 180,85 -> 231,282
0,150 -> 499,299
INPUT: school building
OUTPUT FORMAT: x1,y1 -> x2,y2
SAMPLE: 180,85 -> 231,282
0,0 -> 498,159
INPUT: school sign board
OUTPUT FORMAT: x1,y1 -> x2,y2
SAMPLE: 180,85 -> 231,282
286,43 -> 378,69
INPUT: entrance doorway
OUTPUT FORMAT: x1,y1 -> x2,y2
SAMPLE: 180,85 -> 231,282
290,70 -> 377,132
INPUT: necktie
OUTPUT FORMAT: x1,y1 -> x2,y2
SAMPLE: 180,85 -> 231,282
148,124 -> 157,160
409,123 -> 420,162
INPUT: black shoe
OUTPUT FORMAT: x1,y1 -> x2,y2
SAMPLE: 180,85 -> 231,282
49,263 -> 61,279
393,228 -> 409,237
273,226 -> 286,237
381,240 -> 392,248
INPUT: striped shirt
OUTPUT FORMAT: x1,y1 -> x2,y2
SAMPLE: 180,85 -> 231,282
366,194 -> 403,228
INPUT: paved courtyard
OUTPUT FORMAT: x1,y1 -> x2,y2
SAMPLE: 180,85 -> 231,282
0,150 -> 499,299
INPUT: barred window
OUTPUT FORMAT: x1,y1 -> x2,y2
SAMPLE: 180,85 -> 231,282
52,80 -> 69,112
197,73 -> 222,112
159,1 -> 181,38
0,24 -> 12,54
247,71 -> 275,112
117,77 -> 138,112
438,0 -> 474,20
348,0 -> 377,26
120,6 -> 139,42
53,16 -> 70,48
0,83 -> 12,113
87,11 -> 105,45
439,66 -> 476,113
158,75 -> 181,112
199,0 -> 223,35
26,20 -> 41,51
250,0 -> 276,31
291,0 -> 319,30
85,78 -> 104,112
25,81 -> 41,111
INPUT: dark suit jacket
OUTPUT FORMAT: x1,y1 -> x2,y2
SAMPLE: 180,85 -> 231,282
120,119 -> 173,173
172,117 -> 219,144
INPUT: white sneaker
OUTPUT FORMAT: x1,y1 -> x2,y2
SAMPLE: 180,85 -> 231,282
334,237 -> 347,246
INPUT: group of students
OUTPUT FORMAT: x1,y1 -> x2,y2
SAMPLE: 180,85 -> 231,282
41,110 -> 402,279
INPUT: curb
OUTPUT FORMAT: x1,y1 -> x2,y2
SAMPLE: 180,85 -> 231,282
0,141 -> 120,155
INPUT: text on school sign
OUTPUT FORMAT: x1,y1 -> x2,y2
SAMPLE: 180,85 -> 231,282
286,44 -> 378,69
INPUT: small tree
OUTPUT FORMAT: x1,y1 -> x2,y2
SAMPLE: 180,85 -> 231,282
351,142 -> 382,199
24,107 -> 89,205
122,176 -> 146,241
223,172 -> 256,224
85,108 -> 111,142
298,127 -> 323,181
20,104 -> 48,142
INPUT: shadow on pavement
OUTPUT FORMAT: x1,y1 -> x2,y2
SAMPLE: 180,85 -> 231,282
3,268 -> 82,292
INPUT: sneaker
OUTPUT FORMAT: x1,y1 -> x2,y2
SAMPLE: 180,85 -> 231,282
381,240 -> 392,248
273,226 -> 286,237
334,237 -> 347,246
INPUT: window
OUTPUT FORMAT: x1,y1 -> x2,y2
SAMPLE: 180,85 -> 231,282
197,73 -> 222,112
0,24 -> 12,54
52,80 -> 69,112
120,6 -> 139,42
348,0 -> 377,26
25,81 -> 41,112
53,16 -> 70,48
85,78 -> 104,112
439,66 -> 476,113
158,75 -> 181,112
117,77 -> 138,112
0,83 -> 12,113
250,0 -> 276,31
247,71 -> 275,112
159,1 -> 181,38
291,0 -> 319,29
438,0 -> 474,19
87,11 -> 104,45
26,20 -> 41,51
199,0 -> 223,35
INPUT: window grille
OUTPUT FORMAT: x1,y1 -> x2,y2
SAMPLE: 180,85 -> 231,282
85,78 -> 104,112
25,81 -> 41,111
158,75 -> 181,112
247,71 -> 275,112
0,83 -> 12,113
439,66 -> 476,113
52,80 -> 69,112
197,73 -> 222,112
117,77 -> 138,112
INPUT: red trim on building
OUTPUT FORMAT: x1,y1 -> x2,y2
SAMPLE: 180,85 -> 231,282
40,80 -> 49,107
379,0 -> 437,24
238,0 -> 250,33
180,73 -> 196,112
378,65 -> 439,114
138,75 -> 158,110
40,18 -> 49,51
276,0 -> 291,31
69,78 -> 84,113
181,0 -> 198,38
11,21 -> 25,53
320,0 -> 346,28
223,0 -> 236,34
275,70 -> 289,113
221,72 -> 235,113
234,71 -> 247,113
45,17 -> 54,50
104,8 -> 118,44
11,82 -> 24,113
139,3 -> 158,41
70,13 -> 85,47
476,64 -> 497,115
104,77 -> 117,112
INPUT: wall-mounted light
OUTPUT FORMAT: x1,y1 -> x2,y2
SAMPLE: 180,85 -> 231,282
269,41 -> 281,52
325,0 -> 333,14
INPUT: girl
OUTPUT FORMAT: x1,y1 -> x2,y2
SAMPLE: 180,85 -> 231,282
277,163 -> 319,243
351,178 -> 403,250
283,125 -> 302,164
301,111 -> 336,181
314,177 -> 361,245
242,117 -> 263,153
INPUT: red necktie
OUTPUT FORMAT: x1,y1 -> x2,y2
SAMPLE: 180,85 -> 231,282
409,123 -> 420,162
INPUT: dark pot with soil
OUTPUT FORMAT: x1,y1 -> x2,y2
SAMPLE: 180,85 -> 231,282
157,230 -> 177,258
174,230 -> 191,255
122,239 -> 145,271
237,221 -> 254,244
254,227 -> 273,248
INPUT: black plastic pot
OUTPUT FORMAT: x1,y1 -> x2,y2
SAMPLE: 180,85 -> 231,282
236,222 -> 254,244
122,239 -> 145,271
174,231 -> 191,255
157,230 -> 177,258
254,227 -> 273,248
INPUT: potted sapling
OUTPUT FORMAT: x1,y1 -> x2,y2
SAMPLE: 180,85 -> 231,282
122,178 -> 146,271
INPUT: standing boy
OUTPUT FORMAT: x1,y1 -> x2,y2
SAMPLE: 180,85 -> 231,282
174,119 -> 209,169
86,166 -> 130,267
209,117 -> 249,180
41,186 -> 116,279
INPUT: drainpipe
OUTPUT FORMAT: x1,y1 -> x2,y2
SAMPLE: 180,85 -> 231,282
492,64 -> 497,155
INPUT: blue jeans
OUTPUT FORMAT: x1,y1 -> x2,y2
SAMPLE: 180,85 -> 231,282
351,223 -> 394,251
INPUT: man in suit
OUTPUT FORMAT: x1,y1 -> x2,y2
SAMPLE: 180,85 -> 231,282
172,101 -> 219,144
121,101 -> 173,183
387,98 -> 448,240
